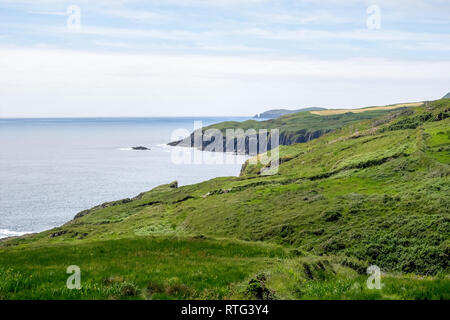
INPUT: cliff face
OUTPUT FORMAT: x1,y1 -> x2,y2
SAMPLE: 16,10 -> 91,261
278,129 -> 329,145
168,128 -> 330,154
168,106 -> 413,154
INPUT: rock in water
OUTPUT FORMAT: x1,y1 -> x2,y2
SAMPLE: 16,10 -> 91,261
132,146 -> 150,150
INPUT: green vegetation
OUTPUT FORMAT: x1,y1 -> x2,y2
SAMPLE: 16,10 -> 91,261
170,105 -> 411,149
254,107 -> 326,119
1,99 -> 449,300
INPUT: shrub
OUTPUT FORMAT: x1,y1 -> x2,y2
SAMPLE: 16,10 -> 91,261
245,274 -> 275,300
322,209 -> 342,222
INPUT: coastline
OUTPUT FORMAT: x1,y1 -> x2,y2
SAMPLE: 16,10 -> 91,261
0,143 -> 248,241
0,99 -> 448,300
0,229 -> 33,240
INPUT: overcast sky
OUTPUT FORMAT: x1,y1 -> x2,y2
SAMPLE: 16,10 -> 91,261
0,0 -> 449,117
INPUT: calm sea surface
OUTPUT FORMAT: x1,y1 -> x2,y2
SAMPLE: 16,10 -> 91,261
0,117 -> 249,238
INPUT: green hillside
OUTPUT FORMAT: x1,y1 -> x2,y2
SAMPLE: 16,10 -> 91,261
254,107 -> 326,119
169,105 -> 415,151
0,99 -> 449,300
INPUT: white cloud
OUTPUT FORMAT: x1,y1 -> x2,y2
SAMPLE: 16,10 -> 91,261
247,12 -> 355,25
28,10 -> 66,16
195,43 -> 273,52
141,0 -> 268,8
0,47 -> 449,118
243,28 -> 450,43
106,9 -> 169,22
9,21 -> 450,49
94,41 -> 135,48
0,0 -> 266,9
42,24 -> 219,41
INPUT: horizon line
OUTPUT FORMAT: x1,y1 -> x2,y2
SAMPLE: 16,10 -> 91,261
0,115 -> 254,120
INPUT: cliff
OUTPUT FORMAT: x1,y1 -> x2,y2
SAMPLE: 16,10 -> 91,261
169,106 -> 413,154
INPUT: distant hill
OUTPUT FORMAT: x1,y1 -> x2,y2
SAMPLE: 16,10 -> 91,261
443,92 -> 450,99
170,103 -> 421,153
254,107 -> 326,119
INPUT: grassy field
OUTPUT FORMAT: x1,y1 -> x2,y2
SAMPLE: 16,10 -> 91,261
310,102 -> 424,115
0,99 -> 449,300
1,236 -> 448,300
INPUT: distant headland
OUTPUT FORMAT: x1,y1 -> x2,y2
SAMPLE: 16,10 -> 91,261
254,107 -> 327,119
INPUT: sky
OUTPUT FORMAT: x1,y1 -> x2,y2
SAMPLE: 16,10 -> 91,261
0,0 -> 449,117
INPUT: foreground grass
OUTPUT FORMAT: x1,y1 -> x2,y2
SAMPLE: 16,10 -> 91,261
0,237 -> 286,299
0,236 -> 448,300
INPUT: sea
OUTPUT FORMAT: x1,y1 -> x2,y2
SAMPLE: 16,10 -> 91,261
0,117 -> 249,238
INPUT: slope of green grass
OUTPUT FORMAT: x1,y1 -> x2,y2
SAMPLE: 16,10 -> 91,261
1,99 -> 449,300
0,237 -> 288,299
171,106 -> 415,150
207,107 -> 407,134
1,237 -> 448,300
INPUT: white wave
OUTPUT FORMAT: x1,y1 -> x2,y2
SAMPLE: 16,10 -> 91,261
156,143 -> 176,152
0,229 -> 31,239
117,147 -> 133,151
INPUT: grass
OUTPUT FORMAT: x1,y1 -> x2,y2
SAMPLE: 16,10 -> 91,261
310,102 -> 424,115
1,237 -> 448,300
0,237 -> 286,299
0,99 -> 449,300
170,104 -> 416,151
290,275 -> 450,300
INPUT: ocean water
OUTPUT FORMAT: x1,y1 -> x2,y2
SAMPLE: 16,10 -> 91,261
0,117 -> 249,238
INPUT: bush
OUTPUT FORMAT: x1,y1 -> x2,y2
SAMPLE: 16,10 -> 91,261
245,274 -> 275,300
322,209 -> 342,222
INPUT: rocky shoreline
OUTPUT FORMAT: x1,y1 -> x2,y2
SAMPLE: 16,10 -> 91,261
168,128 -> 328,154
